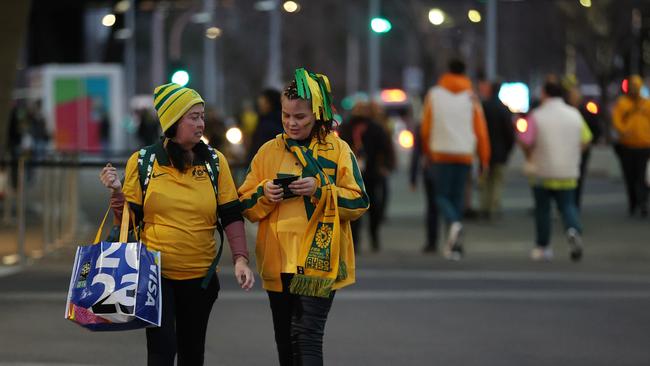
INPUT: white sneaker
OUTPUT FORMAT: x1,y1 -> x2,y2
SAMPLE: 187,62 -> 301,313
530,246 -> 553,261
444,222 -> 464,260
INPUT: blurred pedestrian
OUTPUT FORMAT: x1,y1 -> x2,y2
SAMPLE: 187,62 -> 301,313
477,78 -> 514,220
519,81 -> 591,262
369,101 -> 396,221
339,101 -> 394,252
612,75 -> 650,217
100,82 -> 254,365
136,108 -> 160,146
247,89 -> 283,163
203,106 -> 227,151
562,76 -> 602,210
420,59 -> 490,260
239,68 -> 368,366
409,123 -> 439,253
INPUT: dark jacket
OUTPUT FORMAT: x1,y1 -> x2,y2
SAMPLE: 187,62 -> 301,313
482,96 -> 514,165
247,110 -> 283,163
339,115 -> 394,183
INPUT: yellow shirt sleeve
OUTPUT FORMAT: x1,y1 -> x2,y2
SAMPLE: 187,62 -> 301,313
215,150 -> 239,206
239,143 -> 276,222
122,152 -> 143,205
581,119 -> 593,145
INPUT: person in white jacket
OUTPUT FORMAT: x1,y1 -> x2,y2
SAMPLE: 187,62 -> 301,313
519,81 -> 592,262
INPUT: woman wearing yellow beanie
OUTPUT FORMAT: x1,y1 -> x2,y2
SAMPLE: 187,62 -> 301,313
239,68 -> 369,365
100,83 -> 254,365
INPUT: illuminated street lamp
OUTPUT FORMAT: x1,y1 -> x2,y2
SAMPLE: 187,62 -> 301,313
102,14 -> 116,27
205,27 -> 222,39
468,9 -> 482,23
283,1 -> 300,13
579,0 -> 592,8
428,8 -> 445,26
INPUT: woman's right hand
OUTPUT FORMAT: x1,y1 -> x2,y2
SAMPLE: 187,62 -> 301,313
100,163 -> 122,193
264,181 -> 284,203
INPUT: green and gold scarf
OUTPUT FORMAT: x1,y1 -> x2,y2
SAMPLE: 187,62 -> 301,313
283,135 -> 346,298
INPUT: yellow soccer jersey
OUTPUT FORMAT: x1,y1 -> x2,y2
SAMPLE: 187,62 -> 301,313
122,146 -> 240,280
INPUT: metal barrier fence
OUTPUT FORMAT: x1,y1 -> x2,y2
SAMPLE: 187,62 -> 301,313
0,153 -> 247,265
0,154 -> 128,265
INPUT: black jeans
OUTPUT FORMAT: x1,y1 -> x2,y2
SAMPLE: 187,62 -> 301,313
351,176 -> 385,251
615,144 -> 650,214
267,274 -> 335,366
146,276 -> 220,366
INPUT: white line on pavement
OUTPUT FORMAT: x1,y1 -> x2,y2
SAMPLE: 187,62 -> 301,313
0,266 -> 22,278
356,269 -> 650,283
5,289 -> 650,303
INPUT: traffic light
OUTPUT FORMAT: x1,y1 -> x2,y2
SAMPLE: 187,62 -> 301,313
370,17 -> 391,33
169,62 -> 190,87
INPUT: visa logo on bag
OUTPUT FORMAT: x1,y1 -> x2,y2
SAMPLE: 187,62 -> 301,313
146,264 -> 159,306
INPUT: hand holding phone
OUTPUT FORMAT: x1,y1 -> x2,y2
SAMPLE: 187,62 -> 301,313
272,175 -> 300,199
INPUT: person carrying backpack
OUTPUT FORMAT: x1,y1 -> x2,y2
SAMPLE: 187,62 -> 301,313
99,83 -> 254,365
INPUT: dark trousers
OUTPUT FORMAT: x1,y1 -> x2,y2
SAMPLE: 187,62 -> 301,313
146,276 -> 220,366
267,274 -> 335,366
575,148 -> 591,210
532,187 -> 582,247
433,163 -> 471,224
423,165 -> 439,249
351,177 -> 384,251
615,144 -> 650,214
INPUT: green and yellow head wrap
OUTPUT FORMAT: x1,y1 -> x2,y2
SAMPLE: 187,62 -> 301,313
293,68 -> 334,122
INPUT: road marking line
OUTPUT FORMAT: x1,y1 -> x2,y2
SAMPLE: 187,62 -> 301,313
356,269 -> 650,283
0,266 -> 21,278
5,289 -> 650,302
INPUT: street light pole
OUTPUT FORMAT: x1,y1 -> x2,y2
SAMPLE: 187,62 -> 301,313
368,0 -> 380,98
266,0 -> 282,89
151,3 -> 167,87
125,4 -> 136,101
203,0 -> 217,106
485,0 -> 497,80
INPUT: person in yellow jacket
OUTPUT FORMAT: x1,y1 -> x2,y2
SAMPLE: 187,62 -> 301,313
239,68 -> 369,365
100,83 -> 254,365
420,59 -> 490,260
612,75 -> 650,217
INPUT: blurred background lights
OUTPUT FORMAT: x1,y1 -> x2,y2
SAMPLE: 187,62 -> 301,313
428,9 -> 445,25
283,1 -> 300,13
516,118 -> 528,133
206,27 -> 222,39
102,14 -> 116,27
498,82 -> 530,113
226,127 -> 243,144
468,9 -> 482,23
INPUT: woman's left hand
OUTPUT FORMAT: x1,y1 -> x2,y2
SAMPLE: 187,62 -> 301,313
234,257 -> 255,291
289,177 -> 318,196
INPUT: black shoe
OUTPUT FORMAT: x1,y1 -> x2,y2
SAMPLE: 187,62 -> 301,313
567,228 -> 583,262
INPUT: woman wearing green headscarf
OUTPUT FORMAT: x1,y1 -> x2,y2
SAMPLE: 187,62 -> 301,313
239,68 -> 369,365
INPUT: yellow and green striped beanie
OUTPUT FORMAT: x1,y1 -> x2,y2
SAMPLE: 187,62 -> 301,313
153,83 -> 205,133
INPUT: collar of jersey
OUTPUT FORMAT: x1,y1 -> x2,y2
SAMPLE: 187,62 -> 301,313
155,138 -> 207,167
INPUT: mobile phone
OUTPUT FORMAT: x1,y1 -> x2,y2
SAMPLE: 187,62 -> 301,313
273,175 -> 300,199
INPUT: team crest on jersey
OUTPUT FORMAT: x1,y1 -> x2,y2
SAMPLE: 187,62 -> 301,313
192,166 -> 209,181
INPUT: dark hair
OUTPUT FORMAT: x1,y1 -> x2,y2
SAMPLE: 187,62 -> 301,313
282,79 -> 334,143
163,122 -> 210,172
448,59 -> 466,74
543,81 -> 564,98
260,88 -> 282,113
